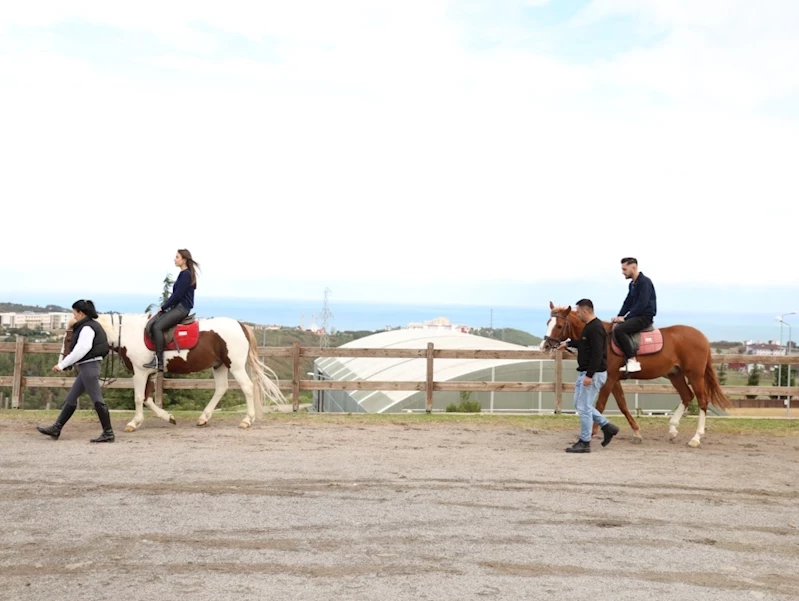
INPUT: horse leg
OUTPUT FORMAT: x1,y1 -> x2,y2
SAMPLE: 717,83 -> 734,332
230,365 -> 256,429
667,371 -> 695,442
591,379 -> 613,439
610,379 -> 643,443
124,372 -> 150,432
684,370 -> 708,448
197,365 -> 230,427
142,374 -> 177,425
593,378 -> 643,443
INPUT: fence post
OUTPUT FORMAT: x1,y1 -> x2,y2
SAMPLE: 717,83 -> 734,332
11,336 -> 24,409
292,342 -> 301,412
426,342 -> 434,413
554,348 -> 563,414
154,373 -> 164,408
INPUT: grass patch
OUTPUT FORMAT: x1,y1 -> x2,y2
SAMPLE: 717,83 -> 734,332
3,409 -> 798,436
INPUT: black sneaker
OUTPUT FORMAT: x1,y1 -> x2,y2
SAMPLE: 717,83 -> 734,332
601,422 -> 620,447
565,439 -> 590,453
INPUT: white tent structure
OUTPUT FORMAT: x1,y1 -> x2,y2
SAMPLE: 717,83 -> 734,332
312,328 -> 542,413
311,327 -> 686,414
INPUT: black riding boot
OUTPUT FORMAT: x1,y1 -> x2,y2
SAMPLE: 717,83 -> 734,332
36,403 -> 77,439
142,351 -> 163,371
90,403 -> 115,443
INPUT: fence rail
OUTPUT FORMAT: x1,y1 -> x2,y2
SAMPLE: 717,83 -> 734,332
2,338 -> 798,412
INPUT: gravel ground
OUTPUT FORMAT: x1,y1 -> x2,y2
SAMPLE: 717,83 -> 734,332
1,413 -> 798,601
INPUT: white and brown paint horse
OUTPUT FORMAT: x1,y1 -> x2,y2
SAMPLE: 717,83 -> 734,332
60,313 -> 288,431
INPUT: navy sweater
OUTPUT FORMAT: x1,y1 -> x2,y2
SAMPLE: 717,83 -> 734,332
161,269 -> 195,311
618,272 -> 656,319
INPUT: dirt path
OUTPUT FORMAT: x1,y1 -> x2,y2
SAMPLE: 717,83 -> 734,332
1,414 -> 798,601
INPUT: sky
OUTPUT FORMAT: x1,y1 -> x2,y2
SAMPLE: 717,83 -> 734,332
1,1 -> 798,313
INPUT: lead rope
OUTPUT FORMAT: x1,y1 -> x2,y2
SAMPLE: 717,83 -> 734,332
100,313 -> 123,388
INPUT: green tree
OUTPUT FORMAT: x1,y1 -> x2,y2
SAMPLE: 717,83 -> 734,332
771,366 -> 796,399
145,273 -> 175,313
716,364 -> 727,385
746,366 -> 760,400
773,367 -> 796,388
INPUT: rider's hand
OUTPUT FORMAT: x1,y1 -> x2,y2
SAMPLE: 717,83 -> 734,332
52,365 -> 62,372
557,341 -> 568,350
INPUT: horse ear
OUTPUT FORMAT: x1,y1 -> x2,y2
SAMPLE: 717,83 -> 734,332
565,306 -> 571,315
549,300 -> 554,310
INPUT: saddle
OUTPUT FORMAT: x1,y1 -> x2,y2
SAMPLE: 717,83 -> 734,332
610,323 -> 663,357
143,312 -> 200,352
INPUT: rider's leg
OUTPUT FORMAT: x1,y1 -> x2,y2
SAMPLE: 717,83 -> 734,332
143,305 -> 189,370
613,316 -> 652,372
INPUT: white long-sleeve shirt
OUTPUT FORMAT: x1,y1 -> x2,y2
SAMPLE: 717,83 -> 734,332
58,326 -> 102,370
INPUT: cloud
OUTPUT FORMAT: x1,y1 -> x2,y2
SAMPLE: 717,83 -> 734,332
0,1 -> 797,305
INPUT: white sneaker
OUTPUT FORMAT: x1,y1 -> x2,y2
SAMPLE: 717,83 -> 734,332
621,358 -> 642,373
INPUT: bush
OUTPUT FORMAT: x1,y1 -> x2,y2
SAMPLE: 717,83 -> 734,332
445,400 -> 482,413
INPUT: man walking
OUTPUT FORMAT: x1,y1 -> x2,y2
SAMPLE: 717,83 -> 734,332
560,299 -> 619,453
611,257 -> 657,373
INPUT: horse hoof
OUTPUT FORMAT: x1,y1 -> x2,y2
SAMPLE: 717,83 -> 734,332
124,425 -> 136,433
688,439 -> 701,448
239,421 -> 251,429
631,435 -> 643,445
169,415 -> 176,425
196,420 -> 207,427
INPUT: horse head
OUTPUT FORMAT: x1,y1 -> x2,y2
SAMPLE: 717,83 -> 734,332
59,317 -> 76,369
539,301 -> 576,351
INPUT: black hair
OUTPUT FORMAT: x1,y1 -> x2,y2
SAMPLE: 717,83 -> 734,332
575,298 -> 594,311
621,257 -> 638,265
72,299 -> 99,319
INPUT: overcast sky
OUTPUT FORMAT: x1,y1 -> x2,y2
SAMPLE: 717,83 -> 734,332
1,1 -> 797,311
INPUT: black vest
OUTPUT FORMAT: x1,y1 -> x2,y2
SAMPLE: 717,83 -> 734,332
70,317 -> 109,362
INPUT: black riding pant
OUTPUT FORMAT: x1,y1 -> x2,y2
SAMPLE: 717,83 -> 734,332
56,360 -> 113,431
150,304 -> 190,355
612,315 -> 654,359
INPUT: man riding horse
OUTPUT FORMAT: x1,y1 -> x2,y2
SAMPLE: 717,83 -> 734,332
611,257 -> 656,374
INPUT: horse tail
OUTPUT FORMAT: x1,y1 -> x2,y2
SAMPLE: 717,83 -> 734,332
242,324 -> 289,419
704,349 -> 733,411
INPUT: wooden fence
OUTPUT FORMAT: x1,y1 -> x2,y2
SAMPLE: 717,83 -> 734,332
2,337 -> 799,413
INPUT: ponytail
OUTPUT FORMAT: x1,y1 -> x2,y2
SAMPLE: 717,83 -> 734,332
72,299 -> 99,319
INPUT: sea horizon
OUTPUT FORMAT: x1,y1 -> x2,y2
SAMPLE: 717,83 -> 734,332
5,293 -> 792,344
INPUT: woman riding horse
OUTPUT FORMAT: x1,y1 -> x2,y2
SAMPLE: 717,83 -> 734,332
143,249 -> 200,371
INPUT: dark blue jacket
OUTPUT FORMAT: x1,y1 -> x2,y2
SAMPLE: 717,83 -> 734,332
161,269 -> 195,311
618,272 -> 656,319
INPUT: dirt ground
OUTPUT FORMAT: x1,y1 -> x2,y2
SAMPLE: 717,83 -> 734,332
1,412 -> 798,601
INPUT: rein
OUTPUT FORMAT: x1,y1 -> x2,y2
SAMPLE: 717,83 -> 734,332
100,313 -> 123,388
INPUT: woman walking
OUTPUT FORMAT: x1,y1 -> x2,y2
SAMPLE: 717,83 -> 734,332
36,299 -> 115,443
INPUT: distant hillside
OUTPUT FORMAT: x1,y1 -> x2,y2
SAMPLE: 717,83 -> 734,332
470,327 -> 543,346
0,302 -> 70,313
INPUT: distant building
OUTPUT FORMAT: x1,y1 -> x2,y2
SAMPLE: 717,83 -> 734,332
406,316 -> 470,333
745,343 -> 785,357
0,312 -> 71,330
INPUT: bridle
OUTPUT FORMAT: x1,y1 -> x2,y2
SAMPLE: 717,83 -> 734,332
100,312 -> 124,388
543,310 -> 576,355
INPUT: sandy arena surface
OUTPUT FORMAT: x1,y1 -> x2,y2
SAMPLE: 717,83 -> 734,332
1,412 -> 798,601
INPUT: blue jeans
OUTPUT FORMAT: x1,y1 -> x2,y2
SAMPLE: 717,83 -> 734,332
573,371 -> 608,442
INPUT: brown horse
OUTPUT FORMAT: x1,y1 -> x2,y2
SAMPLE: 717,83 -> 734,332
540,301 -> 732,447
